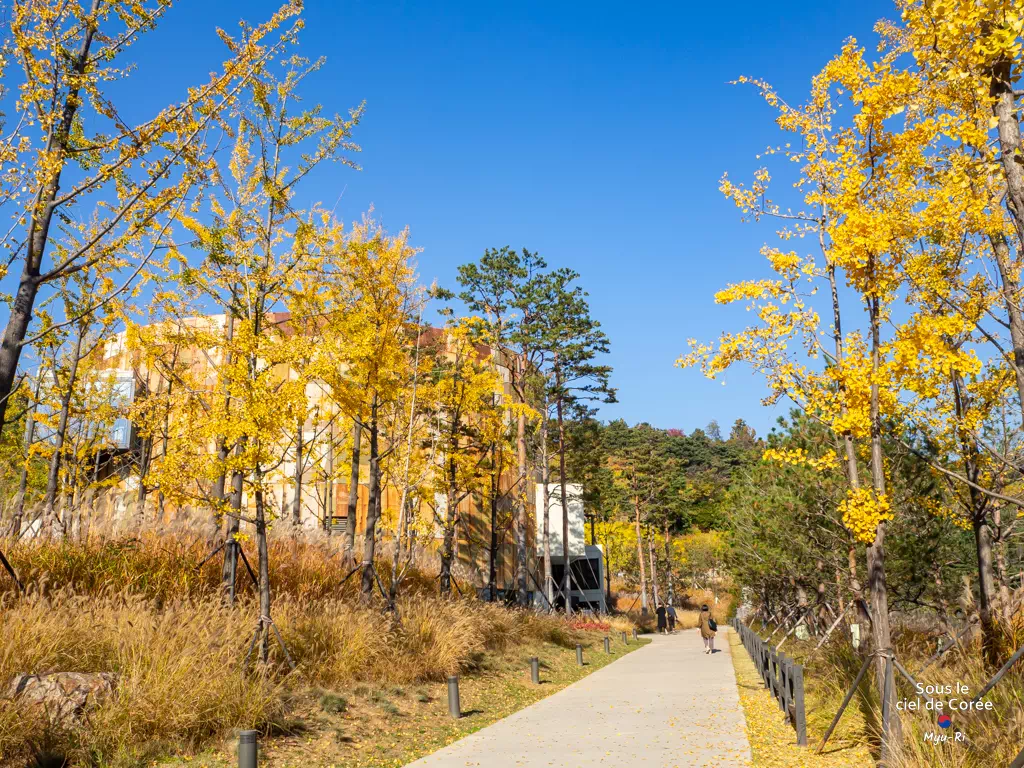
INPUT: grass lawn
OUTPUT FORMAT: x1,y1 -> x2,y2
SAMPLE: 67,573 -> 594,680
159,631 -> 646,768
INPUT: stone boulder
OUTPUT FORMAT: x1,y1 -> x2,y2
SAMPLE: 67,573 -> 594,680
5,672 -> 117,728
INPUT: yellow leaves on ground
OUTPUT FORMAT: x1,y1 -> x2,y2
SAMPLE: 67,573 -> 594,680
728,631 -> 872,768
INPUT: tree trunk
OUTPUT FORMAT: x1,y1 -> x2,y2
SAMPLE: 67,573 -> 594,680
440,463 -> 458,597
254,479 -> 271,664
345,419 -> 361,559
210,314 -> 234,523
487,448 -> 498,601
993,506 -> 1012,622
556,380 -> 572,615
359,400 -> 379,602
0,5 -> 99,436
42,326 -> 86,538
634,493 -> 648,616
647,529 -> 661,608
137,433 -> 153,512
291,419 -> 303,526
221,441 -> 245,602
154,374 -> 173,525
663,520 -> 674,607
390,494 -> 411,600
990,56 -> 1024,252
825,260 -> 861,494
541,399 -> 553,607
847,545 -> 869,625
324,412 -> 335,533
439,523 -> 457,598
604,541 -> 612,609
951,371 -> 1003,665
973,515 -> 1002,667
796,584 -> 809,633
988,233 -> 1024,414
827,259 -> 870,630
82,449 -> 101,544
515,355 -> 529,605
866,288 -> 901,749
836,568 -> 846,616
11,368 -> 44,539
209,452 -> 226,519
814,559 -> 827,629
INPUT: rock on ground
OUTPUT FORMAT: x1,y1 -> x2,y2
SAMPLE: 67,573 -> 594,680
5,672 -> 117,728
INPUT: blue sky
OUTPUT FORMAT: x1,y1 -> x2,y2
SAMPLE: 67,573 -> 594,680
15,0 -> 898,437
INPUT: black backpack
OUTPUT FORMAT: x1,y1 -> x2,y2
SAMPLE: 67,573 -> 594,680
708,617 -> 718,632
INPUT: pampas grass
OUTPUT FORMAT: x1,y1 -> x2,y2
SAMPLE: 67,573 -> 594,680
0,532 -> 626,767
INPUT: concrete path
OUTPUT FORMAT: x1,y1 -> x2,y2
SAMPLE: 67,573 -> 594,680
405,627 -> 752,768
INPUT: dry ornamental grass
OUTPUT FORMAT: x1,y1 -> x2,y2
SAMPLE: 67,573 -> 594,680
0,534 -> 624,768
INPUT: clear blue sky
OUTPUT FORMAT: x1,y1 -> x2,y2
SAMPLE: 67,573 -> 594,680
78,0 -> 898,437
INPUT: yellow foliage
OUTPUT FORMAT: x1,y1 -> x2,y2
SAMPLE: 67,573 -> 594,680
761,447 -> 838,472
837,487 -> 893,544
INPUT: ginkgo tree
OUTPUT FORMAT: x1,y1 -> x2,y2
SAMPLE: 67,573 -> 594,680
678,41 -> 949,724
423,318 -> 515,598
140,43 -> 361,660
887,0 -> 1024,663
35,268 -> 126,539
314,217 -> 424,601
0,1 -> 303,437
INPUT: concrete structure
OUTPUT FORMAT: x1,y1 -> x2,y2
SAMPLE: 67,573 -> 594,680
534,483 -> 605,612
535,482 -> 585,557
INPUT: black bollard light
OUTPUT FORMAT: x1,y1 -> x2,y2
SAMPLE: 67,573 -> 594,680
604,636 -> 611,654
576,643 -> 584,666
530,656 -> 540,684
447,675 -> 461,719
238,730 -> 257,768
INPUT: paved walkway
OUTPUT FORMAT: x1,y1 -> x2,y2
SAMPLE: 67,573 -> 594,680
406,627 -> 752,768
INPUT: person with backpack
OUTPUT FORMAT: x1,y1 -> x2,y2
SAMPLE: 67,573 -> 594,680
655,602 -> 668,634
666,603 -> 677,633
698,604 -> 717,653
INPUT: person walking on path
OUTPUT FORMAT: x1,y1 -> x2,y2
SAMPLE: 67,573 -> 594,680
666,604 -> 677,633
698,604 -> 717,653
656,603 -> 667,634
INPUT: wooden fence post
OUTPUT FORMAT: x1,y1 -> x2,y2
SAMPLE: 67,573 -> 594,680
880,652 -> 894,766
792,663 -> 808,746
734,619 -> 809,748
772,649 -> 781,701
779,653 -> 790,715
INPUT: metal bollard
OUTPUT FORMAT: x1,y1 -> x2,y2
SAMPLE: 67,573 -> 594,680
530,656 -> 540,684
621,630 -> 628,644
238,730 -> 257,768
447,675 -> 461,719
632,628 -> 638,641
604,636 -> 611,654
576,644 -> 584,666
